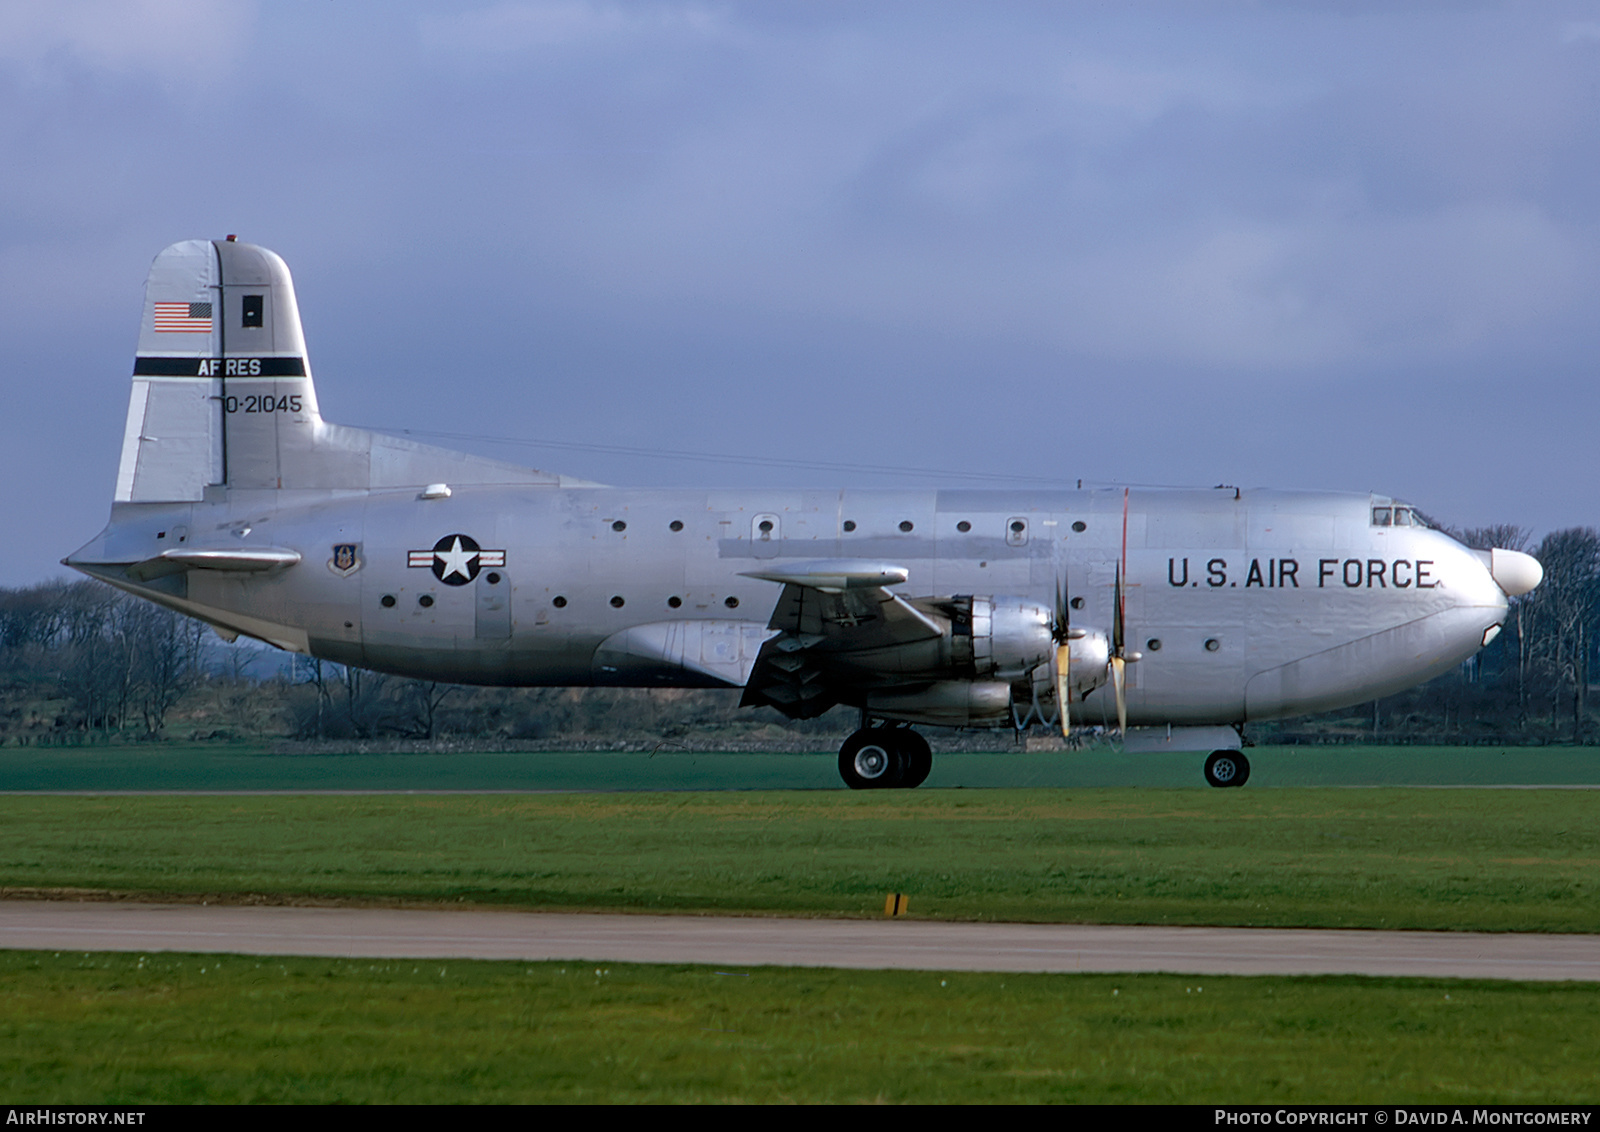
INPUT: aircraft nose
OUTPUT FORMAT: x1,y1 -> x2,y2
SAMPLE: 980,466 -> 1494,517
1478,548 -> 1543,597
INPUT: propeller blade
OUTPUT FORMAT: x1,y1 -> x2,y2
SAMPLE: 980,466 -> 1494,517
1055,643 -> 1071,737
1112,488 -> 1130,735
1052,573 -> 1071,736
1112,562 -> 1124,655
1111,655 -> 1127,735
1117,487 -> 1129,654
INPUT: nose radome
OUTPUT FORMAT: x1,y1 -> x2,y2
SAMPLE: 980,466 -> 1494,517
1485,548 -> 1543,597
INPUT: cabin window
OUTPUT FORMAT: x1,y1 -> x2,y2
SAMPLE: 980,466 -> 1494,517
842,520 -> 856,532
668,596 -> 682,608
725,596 -> 739,609
418,595 -> 434,608
1071,521 -> 1087,533
610,595 -> 625,608
380,594 -> 396,608
612,520 -> 627,532
1372,507 -> 1392,526
956,520 -> 971,533
670,520 -> 684,531
552,596 -> 567,608
899,521 -> 914,533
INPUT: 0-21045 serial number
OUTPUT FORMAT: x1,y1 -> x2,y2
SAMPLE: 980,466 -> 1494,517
223,394 -> 303,414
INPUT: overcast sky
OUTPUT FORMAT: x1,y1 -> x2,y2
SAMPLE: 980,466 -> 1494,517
6,1 -> 1600,586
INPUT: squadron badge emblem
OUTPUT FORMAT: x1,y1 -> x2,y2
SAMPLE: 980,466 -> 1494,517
407,534 -> 506,586
328,542 -> 362,577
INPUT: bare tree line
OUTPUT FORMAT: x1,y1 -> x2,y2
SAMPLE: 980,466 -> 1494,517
3,524 -> 1599,747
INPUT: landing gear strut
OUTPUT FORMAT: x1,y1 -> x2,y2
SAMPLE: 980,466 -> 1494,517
838,726 -> 932,790
1203,749 -> 1250,788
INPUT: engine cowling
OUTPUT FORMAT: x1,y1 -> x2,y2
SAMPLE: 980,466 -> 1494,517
942,595 -> 1110,697
963,595 -> 1054,680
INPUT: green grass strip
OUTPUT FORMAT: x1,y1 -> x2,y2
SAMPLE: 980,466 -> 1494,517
2,788 -> 1596,931
2,951 -> 1595,1104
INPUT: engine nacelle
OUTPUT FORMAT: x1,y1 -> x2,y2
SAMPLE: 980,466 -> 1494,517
966,595 -> 1055,680
749,591 -> 1115,727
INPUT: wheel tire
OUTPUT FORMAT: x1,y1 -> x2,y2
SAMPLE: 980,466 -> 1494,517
1204,749 -> 1249,789
839,729 -> 904,790
899,729 -> 933,789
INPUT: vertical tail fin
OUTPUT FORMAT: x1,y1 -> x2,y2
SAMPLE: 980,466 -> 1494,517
113,238 -> 592,501
118,237 -> 322,501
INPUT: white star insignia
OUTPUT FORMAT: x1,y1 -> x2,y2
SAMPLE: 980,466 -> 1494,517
435,536 -> 478,581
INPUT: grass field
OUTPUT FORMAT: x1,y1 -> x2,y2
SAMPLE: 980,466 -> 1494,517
1,787 -> 1596,931
4,951 -> 1597,1104
3,744 -> 1597,1103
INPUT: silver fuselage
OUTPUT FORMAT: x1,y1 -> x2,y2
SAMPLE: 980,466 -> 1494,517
74,484 -> 1508,727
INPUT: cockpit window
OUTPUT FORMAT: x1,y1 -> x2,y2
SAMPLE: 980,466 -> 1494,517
1373,503 -> 1429,529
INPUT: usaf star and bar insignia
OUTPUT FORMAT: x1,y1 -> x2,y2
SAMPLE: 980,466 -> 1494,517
408,534 -> 506,586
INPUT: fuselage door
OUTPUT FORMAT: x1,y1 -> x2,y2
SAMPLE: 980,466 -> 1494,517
475,569 -> 512,639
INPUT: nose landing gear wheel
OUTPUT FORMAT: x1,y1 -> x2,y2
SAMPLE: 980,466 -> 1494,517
1204,749 -> 1250,788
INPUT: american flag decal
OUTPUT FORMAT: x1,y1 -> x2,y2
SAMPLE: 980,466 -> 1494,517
154,301 -> 213,333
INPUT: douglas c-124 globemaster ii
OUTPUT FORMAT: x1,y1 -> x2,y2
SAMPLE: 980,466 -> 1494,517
67,238 -> 1544,788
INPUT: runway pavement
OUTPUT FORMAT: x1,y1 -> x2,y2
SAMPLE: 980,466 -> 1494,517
2,901 -> 1597,980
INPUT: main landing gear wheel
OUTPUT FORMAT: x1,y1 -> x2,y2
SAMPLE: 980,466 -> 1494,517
899,729 -> 932,789
839,729 -> 903,790
1203,749 -> 1250,789
838,727 -> 933,790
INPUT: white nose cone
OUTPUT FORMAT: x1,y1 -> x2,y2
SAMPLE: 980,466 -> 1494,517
1490,548 -> 1543,596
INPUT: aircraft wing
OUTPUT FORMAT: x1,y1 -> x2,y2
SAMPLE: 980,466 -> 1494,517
739,560 -> 944,717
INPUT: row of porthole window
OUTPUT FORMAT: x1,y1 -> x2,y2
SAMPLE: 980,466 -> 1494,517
553,595 -> 741,610
1144,638 -> 1222,652
381,592 -> 742,610
605,518 -> 1092,534
609,520 -> 687,532
376,591 -> 1217,647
